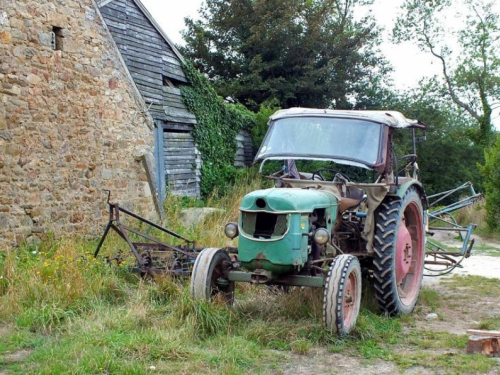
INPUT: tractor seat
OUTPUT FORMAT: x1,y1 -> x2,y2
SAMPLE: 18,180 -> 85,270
338,186 -> 364,213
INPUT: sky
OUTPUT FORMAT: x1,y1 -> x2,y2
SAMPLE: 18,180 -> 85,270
140,0 -> 499,127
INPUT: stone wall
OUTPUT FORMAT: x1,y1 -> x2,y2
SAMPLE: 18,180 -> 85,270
0,0 -> 156,247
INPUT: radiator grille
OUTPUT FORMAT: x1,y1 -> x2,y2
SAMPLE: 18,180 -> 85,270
241,212 -> 288,239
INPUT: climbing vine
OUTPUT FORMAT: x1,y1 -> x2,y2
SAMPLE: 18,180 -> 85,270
181,63 -> 256,197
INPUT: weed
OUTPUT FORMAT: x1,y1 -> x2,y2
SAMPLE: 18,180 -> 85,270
476,316 -> 500,330
442,275 -> 500,297
290,339 -> 312,355
418,287 -> 441,311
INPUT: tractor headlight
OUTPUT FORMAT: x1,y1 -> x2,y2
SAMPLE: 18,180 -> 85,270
313,228 -> 330,245
224,222 -> 239,239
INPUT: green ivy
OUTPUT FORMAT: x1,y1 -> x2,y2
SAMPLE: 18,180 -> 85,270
181,63 -> 256,197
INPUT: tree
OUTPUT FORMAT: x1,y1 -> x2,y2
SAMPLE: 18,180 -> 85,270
181,0 -> 390,110
480,134 -> 500,229
374,81 -> 484,197
393,0 -> 500,144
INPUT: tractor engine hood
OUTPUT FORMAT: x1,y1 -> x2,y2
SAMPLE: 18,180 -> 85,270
240,188 -> 338,213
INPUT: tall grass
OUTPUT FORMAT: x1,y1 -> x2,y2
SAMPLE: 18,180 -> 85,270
0,170 -> 498,373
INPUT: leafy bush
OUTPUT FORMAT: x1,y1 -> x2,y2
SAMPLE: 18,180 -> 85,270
251,102 -> 281,149
180,63 -> 256,197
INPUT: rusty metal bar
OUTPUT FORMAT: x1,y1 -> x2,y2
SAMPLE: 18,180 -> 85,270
118,205 -> 193,244
121,225 -> 196,258
117,223 -> 145,266
94,191 -> 198,275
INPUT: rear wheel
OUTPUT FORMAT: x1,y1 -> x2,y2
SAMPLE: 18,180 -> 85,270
373,187 -> 425,315
323,254 -> 362,335
190,248 -> 234,305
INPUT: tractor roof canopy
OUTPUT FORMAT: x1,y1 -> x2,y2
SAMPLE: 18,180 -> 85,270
255,108 -> 424,170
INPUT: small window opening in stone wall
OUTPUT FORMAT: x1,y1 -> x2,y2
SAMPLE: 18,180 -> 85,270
52,26 -> 64,51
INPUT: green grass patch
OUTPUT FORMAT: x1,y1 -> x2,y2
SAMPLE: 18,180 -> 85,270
476,316 -> 500,330
442,275 -> 500,297
1,186 -> 499,374
418,287 -> 441,311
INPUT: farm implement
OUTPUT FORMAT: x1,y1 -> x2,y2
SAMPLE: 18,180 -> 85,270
94,190 -> 199,277
424,181 -> 481,276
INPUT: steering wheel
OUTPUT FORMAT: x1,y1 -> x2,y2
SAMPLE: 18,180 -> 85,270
311,168 -> 350,182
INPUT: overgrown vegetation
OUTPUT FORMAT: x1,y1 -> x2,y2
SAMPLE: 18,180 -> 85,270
480,134 -> 500,230
180,63 -> 256,197
1,173 -> 499,374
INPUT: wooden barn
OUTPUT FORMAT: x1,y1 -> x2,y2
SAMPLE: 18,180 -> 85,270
97,0 -> 253,200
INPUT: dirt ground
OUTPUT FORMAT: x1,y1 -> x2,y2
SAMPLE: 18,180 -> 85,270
279,235 -> 500,375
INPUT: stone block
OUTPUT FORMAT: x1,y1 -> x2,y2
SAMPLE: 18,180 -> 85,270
38,32 -> 53,48
26,73 -> 42,85
0,31 -> 11,44
0,11 -> 9,26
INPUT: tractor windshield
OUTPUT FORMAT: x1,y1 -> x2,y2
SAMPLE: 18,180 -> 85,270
255,116 -> 384,168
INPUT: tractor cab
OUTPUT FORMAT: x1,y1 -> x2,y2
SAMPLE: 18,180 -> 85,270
255,108 -> 426,186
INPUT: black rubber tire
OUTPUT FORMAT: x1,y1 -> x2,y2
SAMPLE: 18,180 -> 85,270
372,187 -> 425,315
190,248 -> 234,305
323,254 -> 362,335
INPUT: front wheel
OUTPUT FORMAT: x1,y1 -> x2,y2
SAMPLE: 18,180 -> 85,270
373,187 -> 425,315
323,254 -> 362,335
190,248 -> 234,305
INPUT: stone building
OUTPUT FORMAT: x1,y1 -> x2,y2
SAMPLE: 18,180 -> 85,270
0,0 -> 256,247
98,0 -> 254,199
98,0 -> 201,199
0,0 -> 157,247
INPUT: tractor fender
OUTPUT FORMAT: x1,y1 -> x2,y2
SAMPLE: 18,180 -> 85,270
393,179 -> 428,210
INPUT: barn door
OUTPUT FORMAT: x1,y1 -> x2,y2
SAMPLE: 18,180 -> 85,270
163,130 -> 200,197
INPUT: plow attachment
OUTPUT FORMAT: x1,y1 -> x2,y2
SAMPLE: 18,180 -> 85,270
424,182 -> 481,276
94,191 -> 199,277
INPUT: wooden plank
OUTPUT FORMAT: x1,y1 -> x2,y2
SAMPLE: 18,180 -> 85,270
467,330 -> 500,338
128,53 -> 163,67
112,34 -> 172,57
162,86 -> 182,95
135,82 -> 163,96
168,173 -> 198,180
127,60 -> 165,76
164,151 -> 197,157
130,69 -> 163,84
162,123 -> 194,131
165,157 -> 196,163
163,65 -> 186,80
164,112 -> 196,122
165,107 -> 196,118
163,92 -> 185,102
112,34 -> 171,56
124,44 -> 182,68
164,115 -> 197,124
171,179 -> 201,185
163,101 -> 188,112
164,142 -> 195,149
164,134 -> 193,140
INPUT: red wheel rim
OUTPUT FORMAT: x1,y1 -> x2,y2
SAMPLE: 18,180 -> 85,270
396,201 -> 424,305
343,270 -> 358,327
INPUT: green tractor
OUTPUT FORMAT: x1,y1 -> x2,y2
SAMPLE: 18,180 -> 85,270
190,108 -> 427,334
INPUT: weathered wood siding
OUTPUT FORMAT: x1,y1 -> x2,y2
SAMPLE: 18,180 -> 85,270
100,0 -> 199,197
235,130 -> 254,167
163,131 -> 201,197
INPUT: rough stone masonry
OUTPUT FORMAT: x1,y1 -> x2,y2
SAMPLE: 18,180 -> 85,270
0,0 -> 156,247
